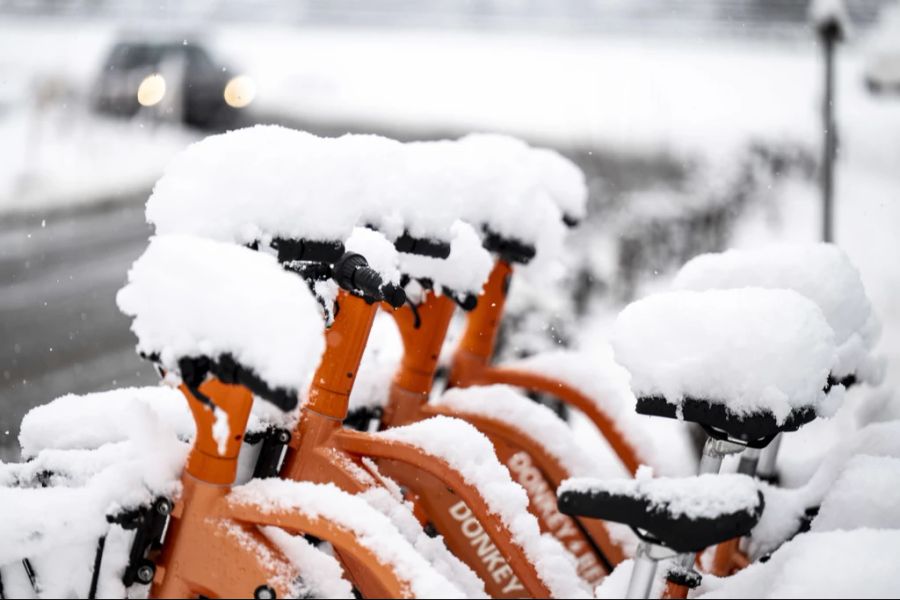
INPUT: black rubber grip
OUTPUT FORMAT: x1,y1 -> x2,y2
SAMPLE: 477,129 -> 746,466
334,252 -> 407,307
394,232 -> 452,259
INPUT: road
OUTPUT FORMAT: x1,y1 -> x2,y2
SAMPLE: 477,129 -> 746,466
0,198 -> 158,458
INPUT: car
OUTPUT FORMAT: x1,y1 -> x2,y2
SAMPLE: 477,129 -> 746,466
92,35 -> 255,129
864,3 -> 900,95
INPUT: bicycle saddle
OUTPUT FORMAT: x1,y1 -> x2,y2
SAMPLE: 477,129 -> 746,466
673,243 -> 882,387
558,474 -> 764,553
117,235 -> 326,411
636,396 -> 817,448
612,288 -> 836,446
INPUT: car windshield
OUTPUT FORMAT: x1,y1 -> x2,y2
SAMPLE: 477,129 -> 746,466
106,43 -> 165,70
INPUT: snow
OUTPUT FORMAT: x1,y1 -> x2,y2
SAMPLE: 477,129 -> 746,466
812,455 -> 900,532
457,133 -> 588,223
501,348 -> 697,476
750,420 -> 900,556
378,415 -> 591,598
434,384 -> 600,477
0,398 -> 187,568
18,385 -> 193,459
347,311 -> 403,414
358,484 -> 488,598
228,479 -> 470,599
611,288 -> 836,424
398,220 -> 494,295
673,243 -> 882,382
147,126 -> 363,247
561,469 -> 761,521
699,529 -> 900,598
116,234 -> 325,395
263,528 -> 355,599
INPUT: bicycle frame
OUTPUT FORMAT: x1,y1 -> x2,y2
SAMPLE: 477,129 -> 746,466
280,290 -> 554,599
150,379 -> 413,599
449,259 -> 645,474
380,288 -> 625,586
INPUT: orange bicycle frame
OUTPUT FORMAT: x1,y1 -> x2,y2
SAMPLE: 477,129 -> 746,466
280,290 -> 554,598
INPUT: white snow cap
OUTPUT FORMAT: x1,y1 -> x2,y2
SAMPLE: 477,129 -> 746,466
674,243 -> 882,382
399,220 -> 494,294
117,235 -> 325,396
612,289 -> 836,424
18,386 -> 193,459
147,125 -> 362,246
420,135 -> 564,251
809,0 -> 852,36
561,470 -> 761,521
812,455 -> 900,532
700,529 -> 900,599
459,133 -> 588,223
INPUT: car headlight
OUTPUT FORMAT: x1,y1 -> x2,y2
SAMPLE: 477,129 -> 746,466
137,73 -> 166,107
224,75 -> 256,108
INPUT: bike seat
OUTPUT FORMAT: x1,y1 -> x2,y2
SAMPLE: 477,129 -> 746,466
612,288 -> 835,446
558,474 -> 763,553
147,126 -> 361,252
673,243 -> 882,387
636,396 -> 816,447
118,235 -> 326,411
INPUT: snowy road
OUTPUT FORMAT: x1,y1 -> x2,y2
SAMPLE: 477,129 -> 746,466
0,200 -> 158,455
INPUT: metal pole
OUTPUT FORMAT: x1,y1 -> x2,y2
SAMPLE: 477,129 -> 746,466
821,30 -> 837,243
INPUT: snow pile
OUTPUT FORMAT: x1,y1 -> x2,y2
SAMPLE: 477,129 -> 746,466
229,479 -> 469,599
147,126 -> 362,246
116,235 -> 325,395
750,420 -> 900,555
501,348 -> 696,476
434,385 -> 600,477
812,455 -> 900,532
415,136 -> 564,253
459,133 -> 588,224
263,529 -> 355,599
0,395 -> 187,567
561,469 -> 761,521
359,483 -> 488,598
18,386 -> 193,459
399,220 -> 494,295
378,415 -> 592,598
699,529 -> 900,598
674,243 -> 882,383
612,289 -> 836,424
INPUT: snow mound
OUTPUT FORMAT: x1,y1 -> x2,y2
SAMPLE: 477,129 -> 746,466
399,220 -> 494,295
434,385 -> 600,477
750,420 -> 900,556
502,348 -> 697,476
229,479 -> 468,598
700,529 -> 900,598
116,235 -> 325,396
147,125 -> 361,246
674,243 -> 882,382
612,289 -> 835,424
812,454 -> 900,532
459,133 -> 588,224
18,386 -> 193,459
415,136 -> 564,252
561,470 -> 761,521
378,415 -> 591,598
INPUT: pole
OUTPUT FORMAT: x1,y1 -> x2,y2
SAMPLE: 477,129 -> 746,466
822,32 -> 837,243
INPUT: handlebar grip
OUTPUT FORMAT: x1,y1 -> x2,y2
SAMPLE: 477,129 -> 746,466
334,252 -> 407,307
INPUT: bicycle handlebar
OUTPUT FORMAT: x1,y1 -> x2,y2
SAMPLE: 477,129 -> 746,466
334,252 -> 407,308
394,232 -> 452,259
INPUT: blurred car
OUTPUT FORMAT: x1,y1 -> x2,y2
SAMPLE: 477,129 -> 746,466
92,36 -> 255,129
864,4 -> 900,95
